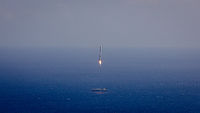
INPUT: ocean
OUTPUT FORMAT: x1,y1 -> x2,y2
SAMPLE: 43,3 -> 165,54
0,47 -> 199,113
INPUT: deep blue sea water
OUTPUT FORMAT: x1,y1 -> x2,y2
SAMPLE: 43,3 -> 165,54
0,47 -> 200,113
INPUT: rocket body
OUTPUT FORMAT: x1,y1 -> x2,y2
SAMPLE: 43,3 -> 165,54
98,45 -> 102,66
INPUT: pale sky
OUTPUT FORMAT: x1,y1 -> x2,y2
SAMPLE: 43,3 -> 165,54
0,0 -> 200,48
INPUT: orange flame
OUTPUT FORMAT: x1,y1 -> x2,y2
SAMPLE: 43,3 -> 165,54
98,60 -> 102,65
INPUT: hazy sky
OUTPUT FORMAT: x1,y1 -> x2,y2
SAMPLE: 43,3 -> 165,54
0,0 -> 200,48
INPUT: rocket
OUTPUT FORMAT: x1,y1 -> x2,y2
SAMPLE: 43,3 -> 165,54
98,45 -> 102,67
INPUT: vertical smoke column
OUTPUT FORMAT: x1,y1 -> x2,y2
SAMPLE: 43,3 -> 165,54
98,45 -> 102,71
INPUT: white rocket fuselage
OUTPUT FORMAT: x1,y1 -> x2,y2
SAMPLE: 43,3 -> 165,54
98,45 -> 102,66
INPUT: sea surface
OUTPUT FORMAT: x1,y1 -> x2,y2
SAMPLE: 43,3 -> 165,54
0,47 -> 200,113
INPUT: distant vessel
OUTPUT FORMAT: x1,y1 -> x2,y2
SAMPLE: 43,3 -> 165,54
91,88 -> 107,92
92,88 -> 108,91
91,88 -> 108,94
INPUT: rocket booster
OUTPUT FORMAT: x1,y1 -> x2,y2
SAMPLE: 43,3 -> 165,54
98,45 -> 102,66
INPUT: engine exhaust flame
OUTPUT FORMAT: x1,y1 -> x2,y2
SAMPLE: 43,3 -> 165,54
99,60 -> 102,66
